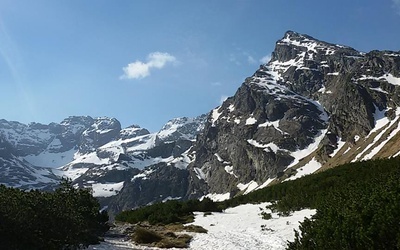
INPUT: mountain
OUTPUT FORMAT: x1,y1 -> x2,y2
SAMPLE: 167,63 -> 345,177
1,31 -> 400,216
0,115 -> 207,209
186,30 -> 400,199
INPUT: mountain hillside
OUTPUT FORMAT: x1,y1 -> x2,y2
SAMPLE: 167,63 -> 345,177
186,31 -> 400,199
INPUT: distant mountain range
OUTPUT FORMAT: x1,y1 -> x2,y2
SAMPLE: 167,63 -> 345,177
1,31 -> 400,216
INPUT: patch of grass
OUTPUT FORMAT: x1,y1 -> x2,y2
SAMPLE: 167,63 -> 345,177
133,227 -> 162,244
164,222 -> 185,232
184,224 -> 208,233
156,234 -> 192,248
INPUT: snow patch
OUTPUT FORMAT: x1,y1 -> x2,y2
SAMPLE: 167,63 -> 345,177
247,139 -> 283,154
214,153 -> 224,162
167,149 -> 193,169
194,167 -> 206,180
71,151 -> 110,165
258,120 -> 285,134
91,182 -> 124,198
385,53 -> 400,57
330,139 -> 346,157
203,192 -> 231,202
256,178 -> 275,190
368,105 -> 390,137
224,165 -> 236,177
363,123 -> 400,160
358,73 -> 400,86
245,117 -> 257,125
211,107 -> 222,127
286,129 -> 327,170
131,168 -> 155,181
162,196 -> 182,202
382,73 -> 400,86
362,116 -> 400,161
57,167 -> 89,181
237,180 -> 259,195
370,87 -> 388,94
24,147 -> 76,168
286,157 -> 322,181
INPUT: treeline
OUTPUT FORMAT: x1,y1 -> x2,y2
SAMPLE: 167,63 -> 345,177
0,180 -> 109,250
116,157 -> 400,249
116,197 -> 221,225
223,157 -> 400,211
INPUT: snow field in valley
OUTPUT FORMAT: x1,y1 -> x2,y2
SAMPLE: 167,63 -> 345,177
187,202 -> 315,250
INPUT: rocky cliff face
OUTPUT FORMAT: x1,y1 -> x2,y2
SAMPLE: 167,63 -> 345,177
186,31 -> 400,199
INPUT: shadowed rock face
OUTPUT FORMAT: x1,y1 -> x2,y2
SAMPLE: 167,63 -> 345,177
107,163 -> 190,217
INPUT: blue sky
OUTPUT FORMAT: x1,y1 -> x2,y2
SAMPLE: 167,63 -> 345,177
0,0 -> 400,131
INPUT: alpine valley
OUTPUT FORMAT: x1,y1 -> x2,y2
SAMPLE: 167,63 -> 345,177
1,31 -> 400,218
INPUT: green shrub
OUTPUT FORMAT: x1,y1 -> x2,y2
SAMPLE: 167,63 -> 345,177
288,170 -> 400,249
116,197 -> 222,225
261,211 -> 272,220
0,179 -> 109,250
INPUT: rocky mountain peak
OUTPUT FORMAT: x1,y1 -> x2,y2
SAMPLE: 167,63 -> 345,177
272,30 -> 362,64
186,31 -> 400,200
120,125 -> 150,140
78,117 -> 121,154
156,114 -> 207,143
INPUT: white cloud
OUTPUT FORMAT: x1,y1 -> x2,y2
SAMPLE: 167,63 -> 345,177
120,52 -> 177,80
147,52 -> 177,68
260,54 -> 271,64
121,61 -> 150,79
219,95 -> 228,104
393,0 -> 400,15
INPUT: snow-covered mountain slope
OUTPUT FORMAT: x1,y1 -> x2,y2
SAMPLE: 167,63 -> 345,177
186,31 -> 400,200
0,136 -> 58,189
0,115 -> 206,204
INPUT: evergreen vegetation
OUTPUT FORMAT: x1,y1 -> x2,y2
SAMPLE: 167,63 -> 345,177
0,179 -> 109,250
287,158 -> 400,249
116,157 -> 400,249
116,197 -> 221,225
